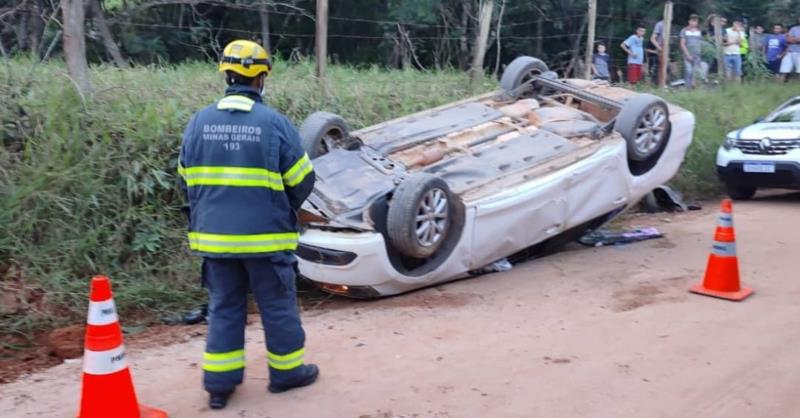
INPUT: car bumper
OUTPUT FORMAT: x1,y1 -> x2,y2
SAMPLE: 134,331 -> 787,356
716,147 -> 800,188
296,229 -> 411,297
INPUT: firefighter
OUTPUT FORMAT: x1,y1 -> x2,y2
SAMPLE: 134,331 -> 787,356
178,39 -> 318,410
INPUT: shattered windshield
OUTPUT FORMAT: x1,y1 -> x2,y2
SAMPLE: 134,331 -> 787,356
767,103 -> 800,123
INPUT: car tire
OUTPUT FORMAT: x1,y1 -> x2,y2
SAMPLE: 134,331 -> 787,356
298,112 -> 350,159
726,185 -> 756,200
615,94 -> 670,162
500,56 -> 549,99
387,173 -> 454,259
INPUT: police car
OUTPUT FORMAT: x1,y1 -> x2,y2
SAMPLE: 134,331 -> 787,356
717,97 -> 800,200
294,56 -> 695,298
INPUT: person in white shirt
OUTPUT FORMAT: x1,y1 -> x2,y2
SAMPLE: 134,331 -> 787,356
723,19 -> 745,82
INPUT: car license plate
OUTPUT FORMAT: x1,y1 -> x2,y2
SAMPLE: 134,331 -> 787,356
743,162 -> 775,173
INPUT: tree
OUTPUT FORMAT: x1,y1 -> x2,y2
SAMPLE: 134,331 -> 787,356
90,0 -> 129,68
62,0 -> 91,96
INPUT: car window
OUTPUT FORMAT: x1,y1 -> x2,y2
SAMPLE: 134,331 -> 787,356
767,103 -> 800,123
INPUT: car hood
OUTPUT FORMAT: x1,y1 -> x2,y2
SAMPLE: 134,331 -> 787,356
729,122 -> 800,140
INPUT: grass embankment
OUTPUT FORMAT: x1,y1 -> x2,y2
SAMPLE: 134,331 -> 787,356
0,59 -> 794,340
0,59 -> 495,339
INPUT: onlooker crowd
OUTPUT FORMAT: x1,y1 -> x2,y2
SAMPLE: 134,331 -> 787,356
591,13 -> 800,87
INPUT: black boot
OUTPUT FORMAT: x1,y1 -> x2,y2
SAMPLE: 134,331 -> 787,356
268,364 -> 320,394
208,391 -> 233,409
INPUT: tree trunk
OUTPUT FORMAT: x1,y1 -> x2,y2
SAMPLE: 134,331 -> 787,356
584,0 -> 596,79
28,1 -> 44,60
565,14 -> 588,78
457,2 -> 471,71
15,9 -> 28,52
259,2 -> 271,53
493,0 -> 506,77
315,0 -> 328,82
535,16 -> 543,57
62,0 -> 91,95
89,0 -> 128,68
470,0 -> 494,82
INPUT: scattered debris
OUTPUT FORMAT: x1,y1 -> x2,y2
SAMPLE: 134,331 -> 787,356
469,258 -> 513,276
162,305 -> 208,326
578,227 -> 663,247
640,185 -> 701,213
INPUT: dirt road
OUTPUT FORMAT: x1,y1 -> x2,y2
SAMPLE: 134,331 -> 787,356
2,193 -> 799,418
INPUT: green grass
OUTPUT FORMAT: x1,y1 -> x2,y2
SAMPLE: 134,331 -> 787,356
0,59 -> 494,338
0,59 -> 794,338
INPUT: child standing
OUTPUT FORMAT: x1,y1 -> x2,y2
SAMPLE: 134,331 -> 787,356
621,24 -> 647,84
592,43 -> 611,81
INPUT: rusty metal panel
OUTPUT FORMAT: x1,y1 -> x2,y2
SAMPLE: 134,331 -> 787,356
310,149 -> 395,216
359,102 -> 504,154
425,130 -> 579,193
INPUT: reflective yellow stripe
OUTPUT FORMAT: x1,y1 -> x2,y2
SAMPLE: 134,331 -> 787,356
282,154 -> 313,187
202,350 -> 245,373
217,95 -> 255,112
178,161 -> 186,179
182,166 -> 284,191
267,348 -> 305,371
188,232 -> 299,254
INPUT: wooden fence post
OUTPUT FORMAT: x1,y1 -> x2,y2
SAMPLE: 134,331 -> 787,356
584,0 -> 597,80
315,0 -> 328,83
658,1 -> 672,88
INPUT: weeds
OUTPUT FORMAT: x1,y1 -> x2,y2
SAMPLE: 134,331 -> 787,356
0,59 -> 493,337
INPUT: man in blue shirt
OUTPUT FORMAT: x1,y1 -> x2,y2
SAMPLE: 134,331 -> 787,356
764,24 -> 787,75
621,24 -> 646,84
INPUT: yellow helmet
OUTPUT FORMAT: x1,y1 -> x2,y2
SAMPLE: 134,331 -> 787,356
218,40 -> 272,78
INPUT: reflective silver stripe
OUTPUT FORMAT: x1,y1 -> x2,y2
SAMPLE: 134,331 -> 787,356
83,345 -> 128,375
284,160 -> 312,185
217,96 -> 255,111
718,214 -> 733,228
190,239 -> 298,248
268,355 -> 304,367
183,172 -> 283,188
87,299 -> 118,326
711,240 -> 737,257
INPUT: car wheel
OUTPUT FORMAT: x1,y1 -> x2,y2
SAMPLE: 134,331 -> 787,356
615,94 -> 670,162
726,185 -> 756,200
387,173 -> 454,259
500,56 -> 549,99
298,112 -> 350,158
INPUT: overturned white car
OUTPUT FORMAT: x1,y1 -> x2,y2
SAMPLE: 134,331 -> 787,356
295,56 -> 695,298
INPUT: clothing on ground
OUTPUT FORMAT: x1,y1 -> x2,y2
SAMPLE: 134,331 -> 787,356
624,35 -> 645,65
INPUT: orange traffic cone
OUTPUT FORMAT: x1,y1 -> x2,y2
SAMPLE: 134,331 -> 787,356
690,199 -> 754,301
77,275 -> 168,418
